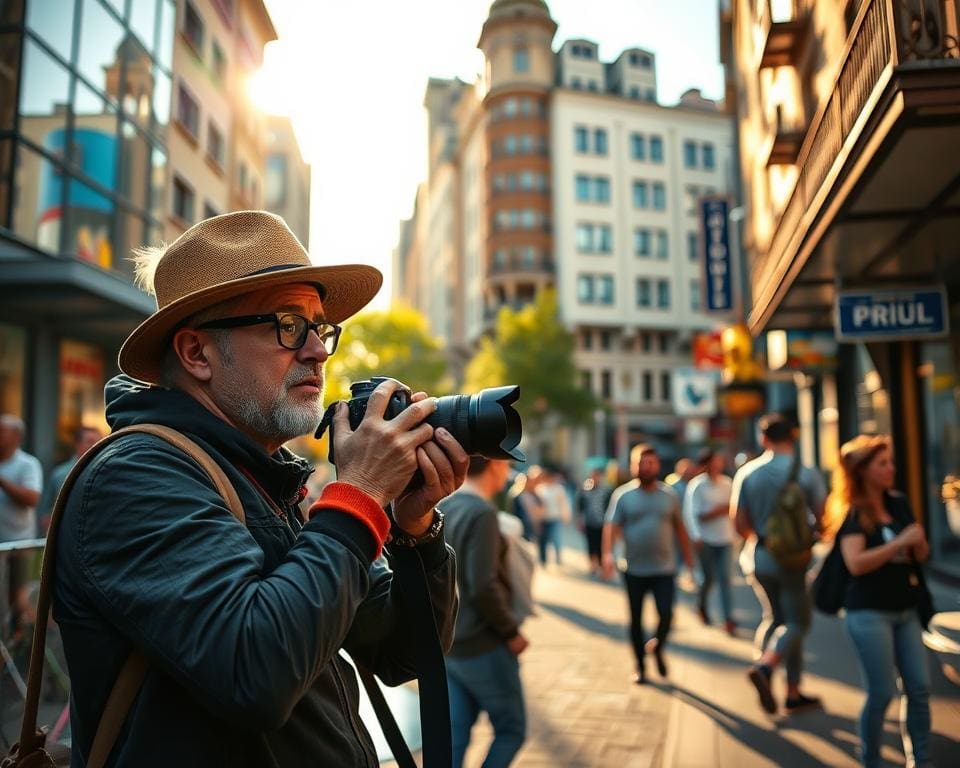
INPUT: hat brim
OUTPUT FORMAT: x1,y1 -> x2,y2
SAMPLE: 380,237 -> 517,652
119,263 -> 382,384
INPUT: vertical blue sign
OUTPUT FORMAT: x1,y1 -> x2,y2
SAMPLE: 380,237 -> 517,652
701,197 -> 733,313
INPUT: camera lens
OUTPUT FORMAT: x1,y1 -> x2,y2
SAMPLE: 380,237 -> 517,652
427,386 -> 525,462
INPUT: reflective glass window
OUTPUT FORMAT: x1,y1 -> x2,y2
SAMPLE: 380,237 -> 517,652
130,0 -> 159,51
0,140 -> 11,229
120,36 -> 153,129
26,0 -> 75,58
114,207 -> 145,278
156,0 -> 175,69
78,0 -> 125,101
0,35 -> 22,131
148,147 -> 167,221
152,67 -> 171,138
19,40 -> 70,138
12,143 -> 62,250
66,177 -> 116,267
119,120 -> 150,208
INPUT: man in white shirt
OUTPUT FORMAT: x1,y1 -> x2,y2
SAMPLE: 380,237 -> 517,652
683,448 -> 735,635
534,464 -> 571,566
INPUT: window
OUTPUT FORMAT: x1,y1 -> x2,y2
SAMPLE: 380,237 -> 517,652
239,162 -> 248,195
176,83 -> 200,138
632,180 -> 648,209
636,279 -> 651,307
653,182 -> 666,211
520,171 -> 535,191
598,275 -> 614,305
594,177 -> 610,203
642,371 -> 653,401
577,275 -> 594,303
630,133 -> 645,160
203,201 -> 220,220
212,41 -> 226,82
503,97 -> 518,116
520,209 -> 536,229
575,174 -> 591,202
629,86 -> 641,99
683,140 -> 698,169
598,225 -> 613,253
650,135 -> 664,163
634,229 -> 650,257
594,128 -> 608,155
655,230 -> 668,259
576,223 -> 594,252
172,175 -> 194,224
581,370 -> 593,391
600,331 -> 612,350
184,1 -> 204,54
601,370 -> 612,400
521,246 -> 536,267
519,134 -> 534,154
582,331 -> 593,350
688,231 -> 699,261
641,333 -> 651,352
513,47 -> 529,73
690,279 -> 702,310
571,77 -> 582,89
207,121 -> 225,168
657,279 -> 670,308
658,333 -> 670,354
503,135 -> 517,155
661,372 -> 672,402
574,126 -> 588,153
702,142 -> 716,170
646,89 -> 657,102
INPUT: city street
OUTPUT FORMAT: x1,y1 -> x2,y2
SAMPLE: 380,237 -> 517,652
379,530 -> 960,767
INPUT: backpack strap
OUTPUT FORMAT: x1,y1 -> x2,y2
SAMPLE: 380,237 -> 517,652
13,424 -> 244,768
788,450 -> 802,483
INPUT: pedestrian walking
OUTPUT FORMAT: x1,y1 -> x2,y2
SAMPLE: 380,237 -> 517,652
576,461 -> 613,577
50,211 -> 466,765
666,457 -> 697,506
37,425 -> 102,534
730,413 -> 826,715
444,457 -> 529,768
602,444 -> 694,684
506,468 -> 542,542
683,448 -> 736,634
822,435 -> 933,768
535,463 -> 571,566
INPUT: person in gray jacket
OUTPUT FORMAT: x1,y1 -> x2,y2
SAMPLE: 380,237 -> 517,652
53,211 -> 467,766
444,456 -> 529,768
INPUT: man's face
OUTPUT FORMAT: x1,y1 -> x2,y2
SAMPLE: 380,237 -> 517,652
204,283 -> 329,448
636,452 -> 660,483
0,424 -> 21,455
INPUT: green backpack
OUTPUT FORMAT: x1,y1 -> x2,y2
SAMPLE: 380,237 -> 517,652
764,453 -> 814,570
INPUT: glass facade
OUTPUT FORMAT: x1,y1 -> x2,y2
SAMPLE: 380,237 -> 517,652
0,0 -> 175,277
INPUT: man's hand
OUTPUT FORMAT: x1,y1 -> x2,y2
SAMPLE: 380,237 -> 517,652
506,633 -> 529,656
393,419 -> 469,536
601,551 -> 616,581
332,379 -> 437,507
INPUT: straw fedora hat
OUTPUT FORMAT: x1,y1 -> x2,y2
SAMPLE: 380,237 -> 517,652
119,210 -> 382,384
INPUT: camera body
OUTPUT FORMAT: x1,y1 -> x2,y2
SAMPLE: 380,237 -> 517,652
344,377 -> 411,430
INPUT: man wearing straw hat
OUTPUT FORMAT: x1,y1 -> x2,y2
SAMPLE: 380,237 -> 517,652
52,211 -> 467,765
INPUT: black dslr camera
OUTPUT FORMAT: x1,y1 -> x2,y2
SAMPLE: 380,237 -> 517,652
316,376 -> 525,466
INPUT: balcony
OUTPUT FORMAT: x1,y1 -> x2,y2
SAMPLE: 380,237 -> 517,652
749,0 -> 960,333
487,259 -> 556,277
765,109 -> 806,166
759,8 -> 812,69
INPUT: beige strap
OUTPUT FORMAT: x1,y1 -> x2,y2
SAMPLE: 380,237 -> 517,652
16,424 -> 245,768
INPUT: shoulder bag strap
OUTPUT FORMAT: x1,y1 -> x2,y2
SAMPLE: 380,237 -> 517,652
15,424 -> 244,768
355,665 -> 417,768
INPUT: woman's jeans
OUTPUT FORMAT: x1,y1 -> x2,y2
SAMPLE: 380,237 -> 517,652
538,520 -> 563,565
844,608 -> 932,768
447,645 -> 526,768
697,543 -> 733,622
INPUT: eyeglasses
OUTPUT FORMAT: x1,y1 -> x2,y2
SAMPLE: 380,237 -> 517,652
195,313 -> 342,354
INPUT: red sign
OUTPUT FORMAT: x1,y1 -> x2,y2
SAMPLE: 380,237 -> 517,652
693,331 -> 724,369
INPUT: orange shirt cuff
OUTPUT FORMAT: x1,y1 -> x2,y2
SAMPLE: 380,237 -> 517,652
308,482 -> 390,558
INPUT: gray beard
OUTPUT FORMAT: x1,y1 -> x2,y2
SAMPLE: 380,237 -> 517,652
218,364 -> 324,448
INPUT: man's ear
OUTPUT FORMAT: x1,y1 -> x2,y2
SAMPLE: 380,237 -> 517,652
172,328 -> 214,383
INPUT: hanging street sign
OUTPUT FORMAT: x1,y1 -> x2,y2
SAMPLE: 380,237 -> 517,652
835,286 -> 949,342
673,367 -> 718,417
700,197 -> 734,313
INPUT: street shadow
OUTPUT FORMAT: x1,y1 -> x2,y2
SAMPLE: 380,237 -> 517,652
657,681 -> 862,766
537,600 -> 624,642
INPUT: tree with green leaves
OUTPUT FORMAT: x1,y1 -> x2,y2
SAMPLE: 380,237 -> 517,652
464,288 -> 597,434
323,304 -> 451,406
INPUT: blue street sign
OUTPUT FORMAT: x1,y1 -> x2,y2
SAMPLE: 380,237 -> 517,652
835,287 -> 949,342
700,197 -> 733,312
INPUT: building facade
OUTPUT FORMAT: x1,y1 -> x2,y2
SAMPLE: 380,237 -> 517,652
727,0 -> 960,576
397,0 -> 736,470
264,114 -> 310,248
0,0 -> 290,472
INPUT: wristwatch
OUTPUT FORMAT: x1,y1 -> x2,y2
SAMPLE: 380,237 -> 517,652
390,508 -> 445,548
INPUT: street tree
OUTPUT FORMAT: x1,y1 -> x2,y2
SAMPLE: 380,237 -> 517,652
464,288 -> 597,433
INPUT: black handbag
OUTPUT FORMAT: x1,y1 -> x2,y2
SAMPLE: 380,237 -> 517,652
912,561 -> 937,630
812,540 -> 850,615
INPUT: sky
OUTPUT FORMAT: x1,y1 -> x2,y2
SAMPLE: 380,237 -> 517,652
254,0 -> 726,308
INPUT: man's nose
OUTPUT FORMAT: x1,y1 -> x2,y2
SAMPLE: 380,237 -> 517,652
297,327 -> 329,363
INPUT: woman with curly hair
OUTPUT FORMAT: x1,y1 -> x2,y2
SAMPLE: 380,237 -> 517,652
823,435 -> 932,768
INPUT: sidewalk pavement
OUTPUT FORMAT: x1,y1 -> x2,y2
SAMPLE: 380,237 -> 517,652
452,531 -> 960,768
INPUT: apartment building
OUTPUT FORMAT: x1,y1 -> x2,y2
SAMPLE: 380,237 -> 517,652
264,114 -> 311,248
397,0 -> 736,468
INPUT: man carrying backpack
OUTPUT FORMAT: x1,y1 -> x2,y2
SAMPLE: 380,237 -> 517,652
730,414 -> 826,716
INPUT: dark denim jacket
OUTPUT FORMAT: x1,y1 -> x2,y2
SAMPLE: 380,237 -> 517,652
53,376 -> 457,766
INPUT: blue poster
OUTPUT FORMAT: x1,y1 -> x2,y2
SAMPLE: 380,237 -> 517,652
701,197 -> 733,312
